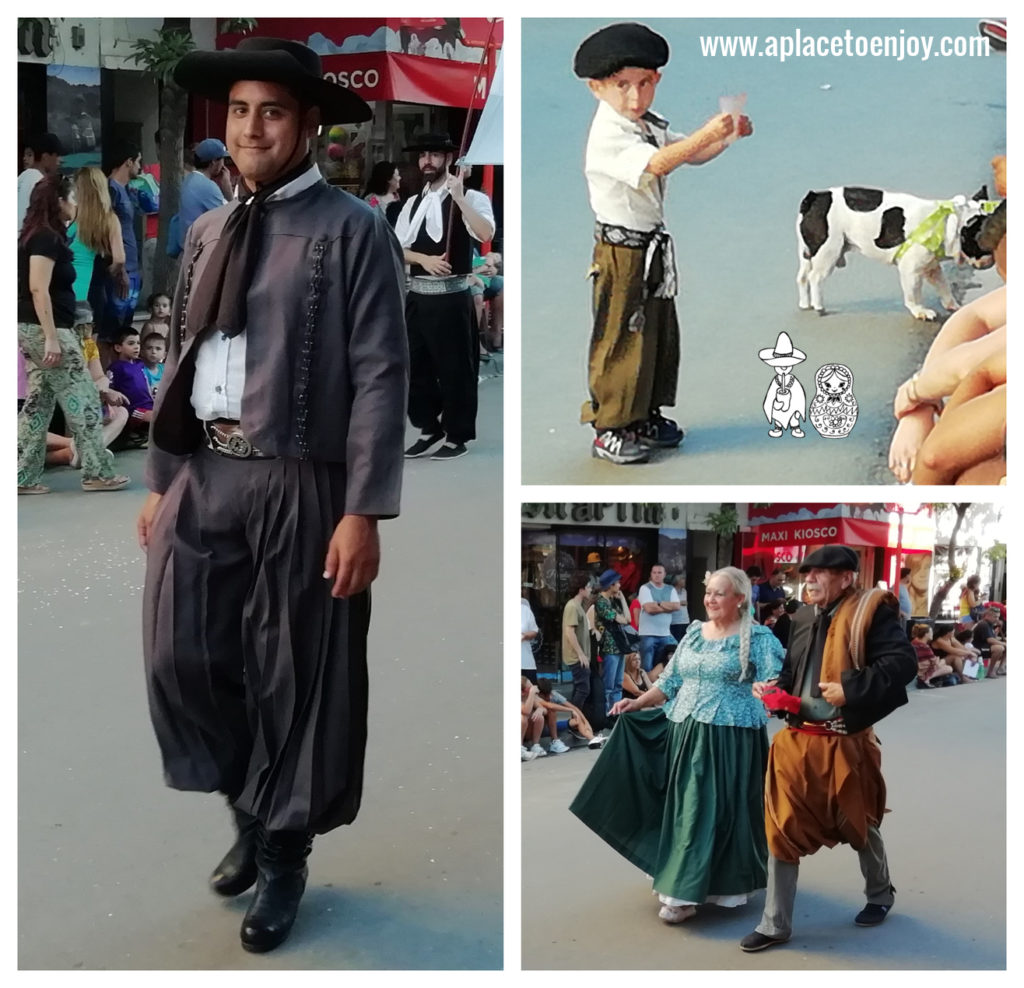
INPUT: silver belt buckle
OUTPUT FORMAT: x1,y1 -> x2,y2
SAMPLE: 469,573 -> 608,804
226,432 -> 252,458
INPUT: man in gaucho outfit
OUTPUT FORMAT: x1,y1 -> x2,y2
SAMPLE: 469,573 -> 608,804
135,38 -> 408,953
742,545 -> 916,952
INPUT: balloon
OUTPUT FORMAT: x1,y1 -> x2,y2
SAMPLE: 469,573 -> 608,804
327,143 -> 345,161
327,124 -> 347,142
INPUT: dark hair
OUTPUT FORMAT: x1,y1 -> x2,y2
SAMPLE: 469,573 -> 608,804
105,139 -> 140,175
745,566 -> 762,579
651,562 -> 665,570
933,622 -> 955,638
784,599 -> 800,614
19,174 -> 74,247
771,568 -> 785,577
568,573 -> 591,596
114,328 -> 140,346
537,679 -> 553,697
141,332 -> 166,348
954,629 -> 973,643
900,567 -> 911,579
146,291 -> 171,311
967,575 -> 981,589
364,160 -> 397,197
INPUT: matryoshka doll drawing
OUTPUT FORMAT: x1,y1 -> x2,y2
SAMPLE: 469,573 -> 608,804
759,332 -> 807,438
809,363 -> 858,438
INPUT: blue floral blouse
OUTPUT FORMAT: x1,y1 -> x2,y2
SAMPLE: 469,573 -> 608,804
654,621 -> 785,728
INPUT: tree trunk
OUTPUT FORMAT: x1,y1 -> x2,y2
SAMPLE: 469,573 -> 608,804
152,77 -> 187,297
928,503 -> 971,617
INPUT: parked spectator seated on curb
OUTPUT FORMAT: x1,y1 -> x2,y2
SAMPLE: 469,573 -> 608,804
521,677 -> 546,761
931,622 -> 979,682
536,680 -> 603,749
621,652 -> 655,700
911,623 -> 957,688
972,607 -> 1006,677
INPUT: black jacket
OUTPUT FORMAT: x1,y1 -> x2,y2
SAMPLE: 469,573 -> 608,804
776,594 -> 916,734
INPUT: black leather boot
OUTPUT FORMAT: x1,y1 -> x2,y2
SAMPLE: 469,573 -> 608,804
209,804 -> 260,896
240,828 -> 313,953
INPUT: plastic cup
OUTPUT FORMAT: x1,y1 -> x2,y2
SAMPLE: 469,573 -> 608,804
718,92 -> 747,144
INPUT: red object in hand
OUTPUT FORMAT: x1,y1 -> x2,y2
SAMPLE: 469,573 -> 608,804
761,686 -> 801,715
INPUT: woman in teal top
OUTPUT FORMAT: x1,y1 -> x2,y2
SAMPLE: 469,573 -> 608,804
570,566 -> 784,925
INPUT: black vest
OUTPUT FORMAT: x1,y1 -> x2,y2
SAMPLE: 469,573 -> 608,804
406,188 -> 474,276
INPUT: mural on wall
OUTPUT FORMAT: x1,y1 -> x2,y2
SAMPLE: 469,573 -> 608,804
46,64 -> 101,169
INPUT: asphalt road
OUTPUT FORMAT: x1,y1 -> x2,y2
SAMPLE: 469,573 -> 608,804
522,677 -> 1005,970
18,377 -> 503,970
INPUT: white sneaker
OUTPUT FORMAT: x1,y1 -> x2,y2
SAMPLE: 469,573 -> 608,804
549,738 -> 570,754
588,733 -> 608,749
530,743 -> 548,757
521,746 -> 538,762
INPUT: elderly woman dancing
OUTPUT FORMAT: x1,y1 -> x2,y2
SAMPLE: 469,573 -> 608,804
570,567 -> 784,924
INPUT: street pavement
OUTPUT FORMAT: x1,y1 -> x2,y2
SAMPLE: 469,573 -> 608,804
522,678 -> 1005,970
18,376 -> 503,970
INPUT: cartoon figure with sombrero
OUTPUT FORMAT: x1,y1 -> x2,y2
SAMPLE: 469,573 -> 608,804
759,332 -> 807,438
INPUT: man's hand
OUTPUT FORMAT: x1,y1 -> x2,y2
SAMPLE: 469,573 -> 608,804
101,388 -> 129,407
818,681 -> 846,707
137,492 -> 163,551
445,165 -> 467,202
578,653 -> 590,669
703,112 -> 735,144
323,515 -> 380,599
419,253 -> 453,277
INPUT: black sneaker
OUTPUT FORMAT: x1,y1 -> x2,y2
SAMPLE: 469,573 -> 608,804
634,412 -> 685,448
431,441 -> 468,460
404,433 -> 444,458
592,429 -> 648,465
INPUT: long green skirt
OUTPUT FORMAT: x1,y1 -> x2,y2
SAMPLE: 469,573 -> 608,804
569,709 -> 770,902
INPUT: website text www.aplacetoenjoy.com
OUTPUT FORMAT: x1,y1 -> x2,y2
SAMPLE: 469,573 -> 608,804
699,29 -> 990,63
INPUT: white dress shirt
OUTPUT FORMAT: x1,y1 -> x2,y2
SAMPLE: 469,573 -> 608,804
584,101 -> 685,231
191,164 -> 322,421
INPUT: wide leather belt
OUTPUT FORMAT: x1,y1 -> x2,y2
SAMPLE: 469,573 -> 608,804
203,420 -> 273,459
787,718 -> 848,737
408,274 -> 470,295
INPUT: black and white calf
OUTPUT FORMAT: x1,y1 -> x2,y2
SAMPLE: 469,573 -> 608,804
796,186 -> 995,320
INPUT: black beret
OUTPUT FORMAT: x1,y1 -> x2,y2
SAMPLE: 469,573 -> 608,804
573,23 -> 669,80
799,545 -> 860,573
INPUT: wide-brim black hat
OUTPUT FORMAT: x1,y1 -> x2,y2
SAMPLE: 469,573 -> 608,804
174,37 -> 371,123
799,545 -> 860,573
403,132 -> 458,154
574,22 -> 669,79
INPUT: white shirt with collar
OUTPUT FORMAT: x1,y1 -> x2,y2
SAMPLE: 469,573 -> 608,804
393,184 -> 495,254
584,100 -> 686,232
191,164 -> 322,422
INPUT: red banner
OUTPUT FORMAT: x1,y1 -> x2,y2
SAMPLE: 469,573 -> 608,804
752,516 -> 932,551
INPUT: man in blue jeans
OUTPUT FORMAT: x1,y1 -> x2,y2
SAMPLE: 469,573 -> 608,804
637,563 -> 681,672
562,575 -> 594,710
593,568 -> 634,713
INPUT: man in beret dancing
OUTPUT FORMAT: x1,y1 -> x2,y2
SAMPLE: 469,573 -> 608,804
742,546 -> 916,951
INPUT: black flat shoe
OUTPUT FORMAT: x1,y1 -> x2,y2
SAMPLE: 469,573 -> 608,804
740,931 -> 790,952
854,901 -> 894,926
239,829 -> 313,953
209,806 -> 259,897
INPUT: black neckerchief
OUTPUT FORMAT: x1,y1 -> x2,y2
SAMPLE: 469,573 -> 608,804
186,155 -> 313,341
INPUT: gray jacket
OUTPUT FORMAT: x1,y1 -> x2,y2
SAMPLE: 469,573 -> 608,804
144,179 -> 409,519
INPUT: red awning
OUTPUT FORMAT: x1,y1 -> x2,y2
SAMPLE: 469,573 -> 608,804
216,18 -> 502,109
748,506 -> 934,552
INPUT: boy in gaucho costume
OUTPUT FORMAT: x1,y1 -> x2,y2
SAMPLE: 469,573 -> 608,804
573,22 -> 752,465
743,545 -> 917,952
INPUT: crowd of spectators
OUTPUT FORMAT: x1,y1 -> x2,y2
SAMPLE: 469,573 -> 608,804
523,564 -> 1007,761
